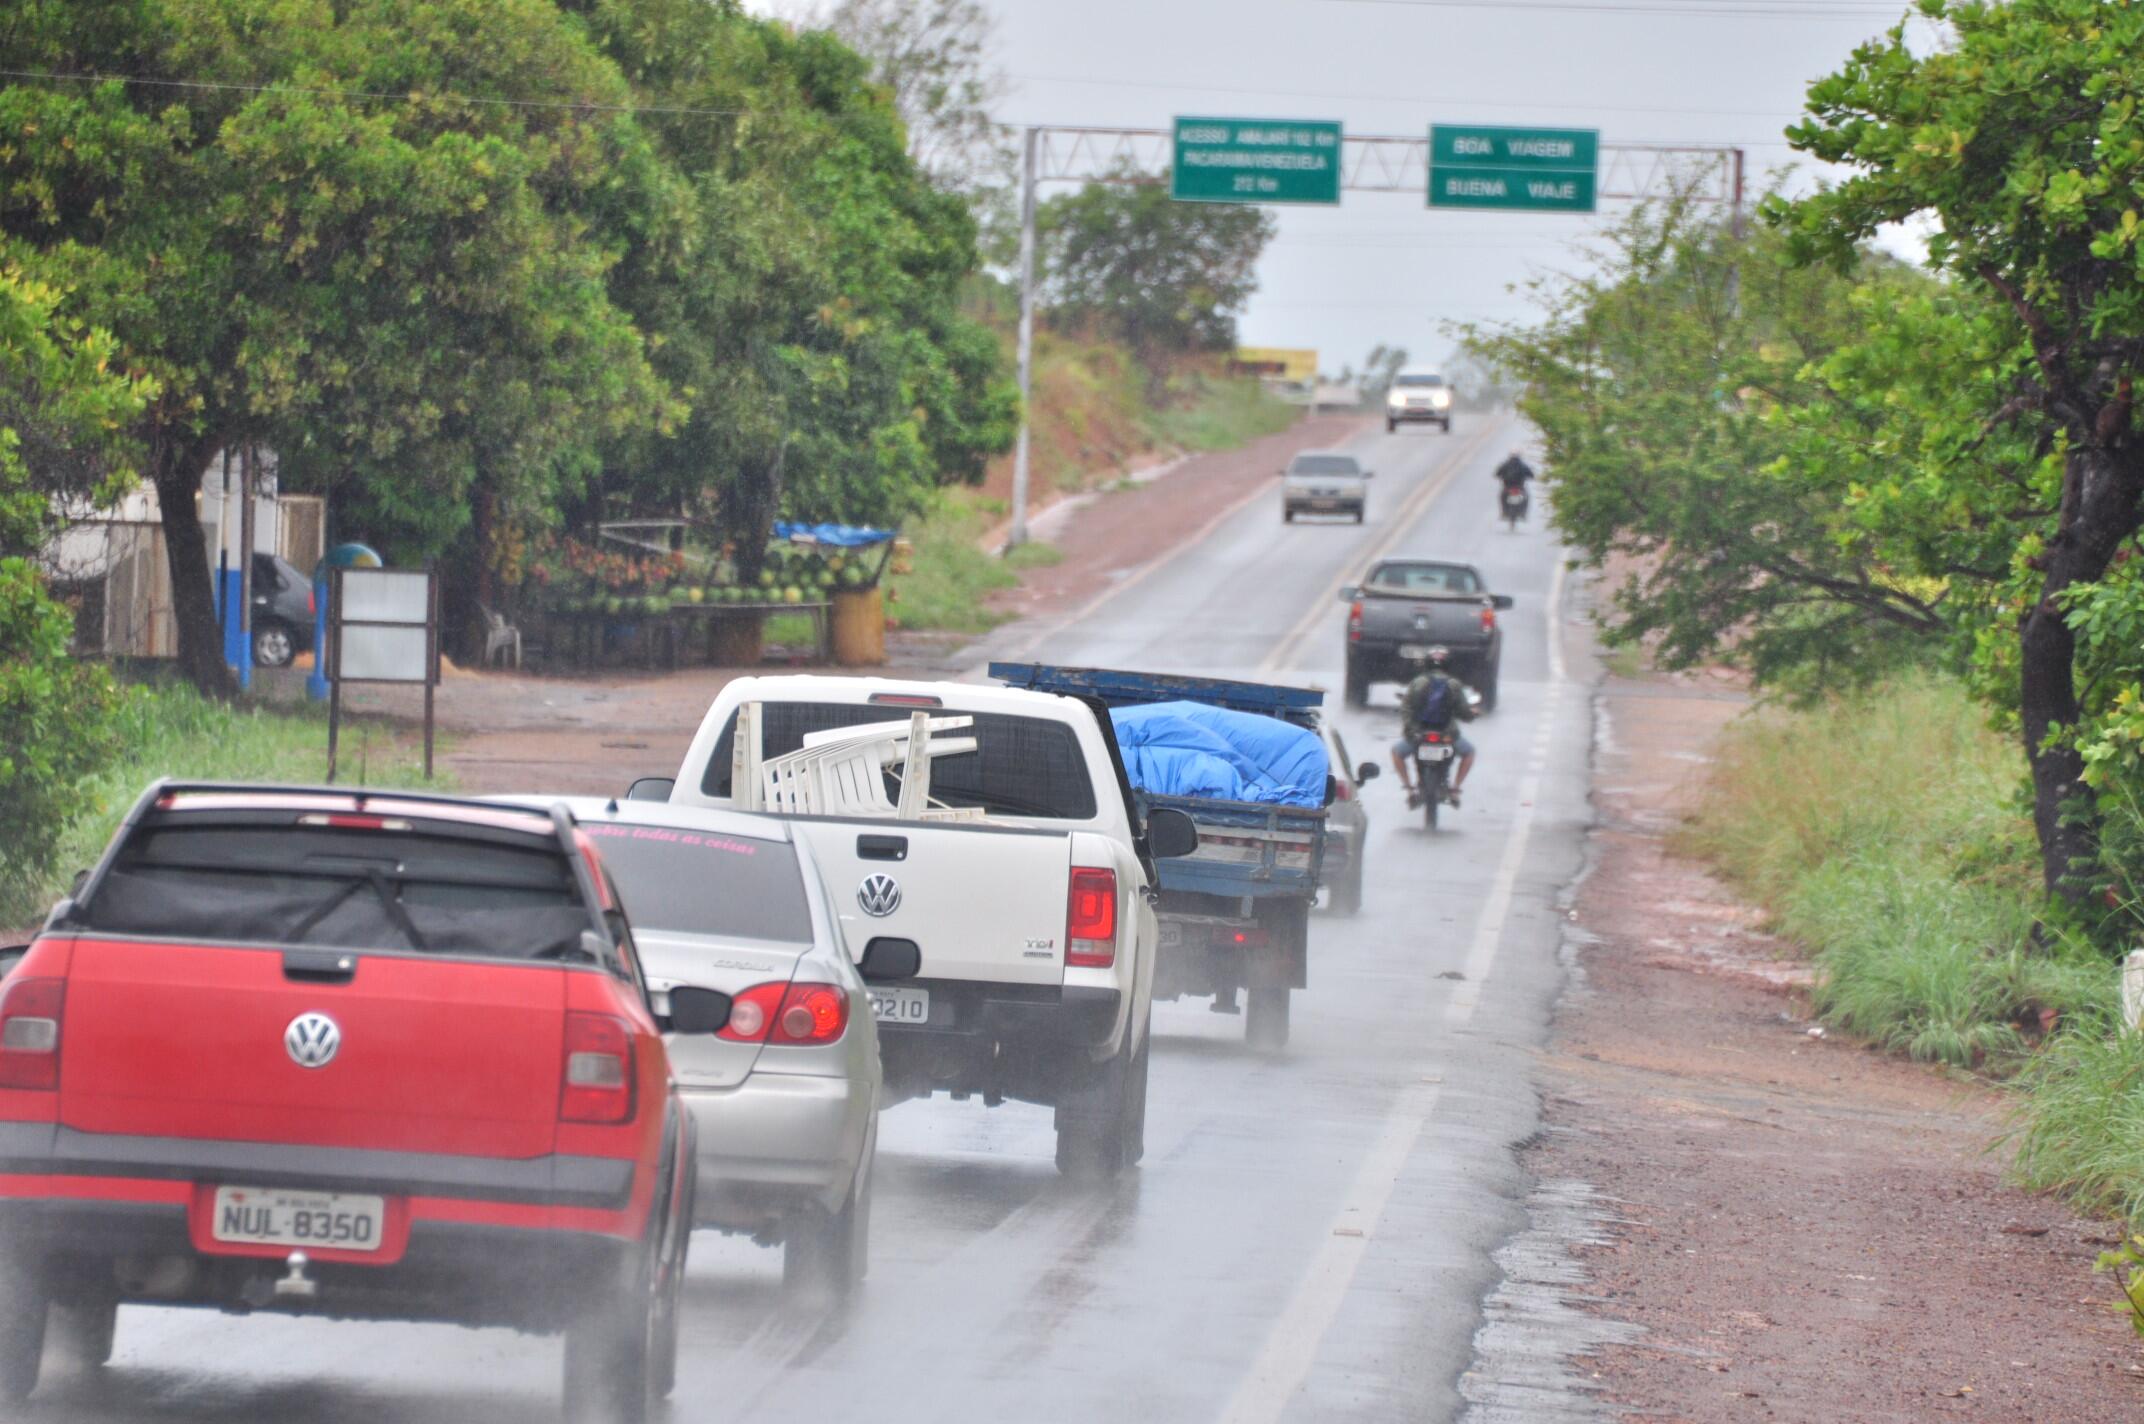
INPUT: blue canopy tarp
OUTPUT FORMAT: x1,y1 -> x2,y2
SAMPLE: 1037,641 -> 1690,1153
774,521 -> 894,548
1109,701 -> 1329,808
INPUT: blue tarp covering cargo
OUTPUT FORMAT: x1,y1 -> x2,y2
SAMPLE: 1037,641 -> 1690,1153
1110,701 -> 1329,809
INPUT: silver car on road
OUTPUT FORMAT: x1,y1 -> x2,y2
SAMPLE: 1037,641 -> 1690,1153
502,796 -> 883,1298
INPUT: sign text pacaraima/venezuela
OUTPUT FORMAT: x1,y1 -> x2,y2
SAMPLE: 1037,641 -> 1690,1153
1172,117 -> 1343,206
1428,125 -> 1598,213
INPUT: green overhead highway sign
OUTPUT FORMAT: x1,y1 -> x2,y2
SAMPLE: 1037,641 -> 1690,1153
1429,124 -> 1598,213
1172,117 -> 1343,206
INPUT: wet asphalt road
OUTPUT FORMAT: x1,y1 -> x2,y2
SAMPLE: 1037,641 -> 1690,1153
28,410 -> 1599,1423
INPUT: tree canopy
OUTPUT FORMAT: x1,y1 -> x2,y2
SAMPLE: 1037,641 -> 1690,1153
0,0 -> 1014,683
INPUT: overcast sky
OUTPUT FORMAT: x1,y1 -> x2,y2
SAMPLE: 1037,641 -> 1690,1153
773,0 -> 1940,377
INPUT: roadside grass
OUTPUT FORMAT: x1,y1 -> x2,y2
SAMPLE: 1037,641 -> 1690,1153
1685,672 -> 2144,1225
1145,373 -> 1300,452
0,684 -> 439,929
1002,540 -> 1064,571
1684,678 -> 2104,1069
884,500 -> 1017,634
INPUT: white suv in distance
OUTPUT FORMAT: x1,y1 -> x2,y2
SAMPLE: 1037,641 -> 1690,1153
1386,369 -> 1453,433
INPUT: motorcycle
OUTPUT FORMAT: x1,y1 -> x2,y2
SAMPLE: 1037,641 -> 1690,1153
1413,730 -> 1457,830
1499,483 -> 1529,530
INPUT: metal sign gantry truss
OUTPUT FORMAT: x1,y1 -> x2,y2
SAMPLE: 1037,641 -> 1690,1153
1005,125 -> 1745,546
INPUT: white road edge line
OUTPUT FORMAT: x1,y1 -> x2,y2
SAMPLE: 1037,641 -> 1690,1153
1218,507 -> 1570,1424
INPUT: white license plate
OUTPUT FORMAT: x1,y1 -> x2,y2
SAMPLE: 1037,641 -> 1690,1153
867,986 -> 930,1025
1158,921 -> 1184,949
210,1186 -> 386,1252
1398,643 -> 1434,659
1416,744 -> 1455,763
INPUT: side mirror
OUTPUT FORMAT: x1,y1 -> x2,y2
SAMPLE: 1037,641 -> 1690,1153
667,985 -> 734,1036
626,776 -> 675,803
1356,762 -> 1381,783
859,937 -> 922,983
1146,807 -> 1200,860
580,928 -> 608,962
1491,594 -> 1514,610
1337,585 -> 1359,604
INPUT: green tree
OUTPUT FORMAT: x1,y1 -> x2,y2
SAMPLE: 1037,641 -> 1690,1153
1465,194 -> 1957,689
0,0 -> 667,687
1040,177 -> 1277,381
1777,0 -> 2144,903
575,0 -> 1016,582
818,0 -> 1011,194
0,265 -> 149,893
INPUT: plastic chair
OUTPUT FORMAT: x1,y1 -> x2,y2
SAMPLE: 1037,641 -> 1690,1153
479,604 -> 522,669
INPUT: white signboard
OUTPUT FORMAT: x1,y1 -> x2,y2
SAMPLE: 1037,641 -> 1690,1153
337,624 -> 431,682
339,569 -> 431,625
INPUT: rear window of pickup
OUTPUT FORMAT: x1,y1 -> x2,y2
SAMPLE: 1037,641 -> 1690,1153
75,818 -> 597,962
703,701 -> 1099,821
1366,562 -> 1481,595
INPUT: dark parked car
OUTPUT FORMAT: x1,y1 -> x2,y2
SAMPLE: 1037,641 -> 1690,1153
250,553 -> 316,668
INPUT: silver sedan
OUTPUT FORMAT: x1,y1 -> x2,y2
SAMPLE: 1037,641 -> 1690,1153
504,796 -> 883,1299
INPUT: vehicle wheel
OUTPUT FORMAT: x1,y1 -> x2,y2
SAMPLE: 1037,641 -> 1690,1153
1054,1045 -> 1138,1183
784,1126 -> 872,1302
1385,417 -> 1397,433
0,1258 -> 48,1403
1353,507 -> 1365,524
1481,663 -> 1501,713
1246,986 -> 1290,1052
1441,418 -> 1453,434
1344,657 -> 1369,708
562,1261 -> 656,1424
1423,771 -> 1442,831
50,1299 -> 116,1369
1283,508 -> 1296,523
1125,1020 -> 1151,1166
252,619 -> 295,669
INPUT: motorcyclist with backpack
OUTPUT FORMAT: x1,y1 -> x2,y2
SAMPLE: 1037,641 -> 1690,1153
1389,646 -> 1478,808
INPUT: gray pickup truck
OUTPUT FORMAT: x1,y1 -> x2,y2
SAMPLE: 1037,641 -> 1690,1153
1340,559 -> 1513,709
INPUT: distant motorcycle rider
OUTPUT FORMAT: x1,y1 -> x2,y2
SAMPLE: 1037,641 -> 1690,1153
1390,647 -> 1478,809
1495,451 -> 1535,491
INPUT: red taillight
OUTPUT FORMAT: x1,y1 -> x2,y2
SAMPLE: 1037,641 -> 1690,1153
1424,732 -> 1443,743
868,692 -> 944,708
1333,780 -> 1352,801
0,977 -> 63,1091
1347,599 -> 1364,643
560,1012 -> 635,1123
1067,867 -> 1117,968
1229,928 -> 1270,948
720,982 -> 848,1044
297,813 -> 410,830
308,585 -> 318,618
1480,605 -> 1496,632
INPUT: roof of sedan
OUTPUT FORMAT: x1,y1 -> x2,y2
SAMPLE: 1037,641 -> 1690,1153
489,794 -> 794,844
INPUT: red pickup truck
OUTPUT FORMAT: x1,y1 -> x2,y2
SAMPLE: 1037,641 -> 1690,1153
0,782 -> 717,1422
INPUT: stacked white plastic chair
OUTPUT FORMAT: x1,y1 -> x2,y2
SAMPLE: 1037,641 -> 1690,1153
730,703 -> 986,821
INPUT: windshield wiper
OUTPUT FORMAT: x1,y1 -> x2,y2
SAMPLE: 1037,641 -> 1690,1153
366,869 -> 430,953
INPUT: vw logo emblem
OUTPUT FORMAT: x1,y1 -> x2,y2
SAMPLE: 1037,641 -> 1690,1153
857,873 -> 902,918
285,1012 -> 342,1070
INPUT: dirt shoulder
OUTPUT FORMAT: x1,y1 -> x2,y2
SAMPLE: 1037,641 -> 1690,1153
340,412 -> 1367,797
1539,669 -> 2142,1421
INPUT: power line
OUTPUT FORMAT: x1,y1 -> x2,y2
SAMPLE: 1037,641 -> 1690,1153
0,68 -> 750,118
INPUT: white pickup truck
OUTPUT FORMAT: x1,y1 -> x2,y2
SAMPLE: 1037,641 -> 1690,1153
644,675 -> 1197,1180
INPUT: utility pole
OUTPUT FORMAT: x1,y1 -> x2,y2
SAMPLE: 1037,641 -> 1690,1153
1009,126 -> 1039,550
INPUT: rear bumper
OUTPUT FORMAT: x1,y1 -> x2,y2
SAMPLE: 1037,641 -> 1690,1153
680,1072 -> 868,1230
1387,406 -> 1450,423
1347,640 -> 1495,681
0,1197 -> 633,1332
0,1121 -> 634,1210
875,981 -> 1124,1106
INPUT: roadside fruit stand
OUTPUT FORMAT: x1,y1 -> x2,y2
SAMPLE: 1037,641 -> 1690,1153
531,524 -> 903,670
